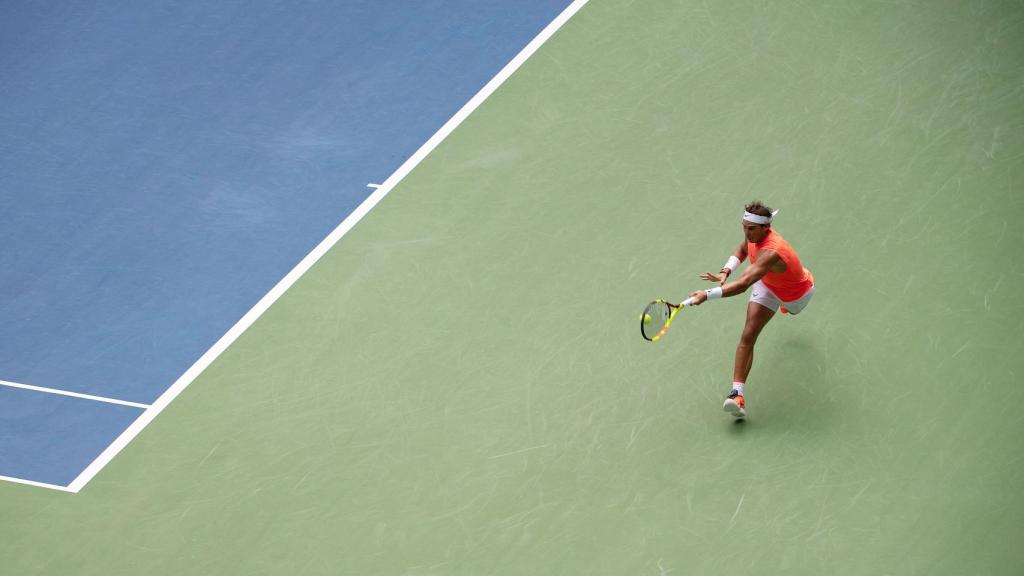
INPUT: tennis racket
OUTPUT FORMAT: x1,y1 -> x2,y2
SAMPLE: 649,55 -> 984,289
640,297 -> 696,342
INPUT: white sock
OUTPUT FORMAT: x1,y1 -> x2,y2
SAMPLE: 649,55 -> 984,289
732,382 -> 745,396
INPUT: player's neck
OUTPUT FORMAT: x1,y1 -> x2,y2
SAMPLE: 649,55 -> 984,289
753,228 -> 774,245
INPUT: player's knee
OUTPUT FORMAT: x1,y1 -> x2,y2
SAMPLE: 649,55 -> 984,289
739,328 -> 761,347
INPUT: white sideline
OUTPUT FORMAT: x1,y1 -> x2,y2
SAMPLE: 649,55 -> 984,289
56,0 -> 592,494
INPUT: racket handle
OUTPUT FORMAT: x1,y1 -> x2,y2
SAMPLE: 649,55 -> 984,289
681,297 -> 696,307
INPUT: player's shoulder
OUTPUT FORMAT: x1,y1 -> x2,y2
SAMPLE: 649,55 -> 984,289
766,228 -> 790,247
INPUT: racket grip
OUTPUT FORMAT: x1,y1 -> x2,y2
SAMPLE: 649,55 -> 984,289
681,297 -> 696,307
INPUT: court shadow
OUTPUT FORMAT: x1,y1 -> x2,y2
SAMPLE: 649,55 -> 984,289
727,417 -> 747,435
740,337 -> 833,433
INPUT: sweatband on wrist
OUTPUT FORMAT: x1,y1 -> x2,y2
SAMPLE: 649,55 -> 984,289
722,256 -> 741,272
705,287 -> 723,300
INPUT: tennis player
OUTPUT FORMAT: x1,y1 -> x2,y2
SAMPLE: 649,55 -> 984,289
687,201 -> 815,418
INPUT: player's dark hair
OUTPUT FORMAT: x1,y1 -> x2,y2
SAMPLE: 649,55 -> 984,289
744,200 -> 773,218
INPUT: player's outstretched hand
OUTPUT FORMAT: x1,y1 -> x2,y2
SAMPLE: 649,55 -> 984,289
699,270 -> 729,285
688,289 -> 708,305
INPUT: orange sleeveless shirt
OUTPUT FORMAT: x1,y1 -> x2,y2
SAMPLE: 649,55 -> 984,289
747,229 -> 814,301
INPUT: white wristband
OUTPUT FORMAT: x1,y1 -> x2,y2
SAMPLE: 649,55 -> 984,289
722,256 -> 741,272
705,287 -> 723,300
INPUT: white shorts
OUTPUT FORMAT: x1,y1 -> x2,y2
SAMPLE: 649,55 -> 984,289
749,280 -> 815,314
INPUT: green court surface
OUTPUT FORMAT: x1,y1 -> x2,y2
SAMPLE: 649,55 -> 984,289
4,1 -> 1024,574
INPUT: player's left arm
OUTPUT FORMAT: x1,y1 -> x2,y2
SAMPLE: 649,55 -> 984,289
699,241 -> 748,285
689,250 -> 781,305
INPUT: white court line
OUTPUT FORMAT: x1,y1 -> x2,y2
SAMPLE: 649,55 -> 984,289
58,0 -> 592,494
0,474 -> 76,493
0,379 -> 150,409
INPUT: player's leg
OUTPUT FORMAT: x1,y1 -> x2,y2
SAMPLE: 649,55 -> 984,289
733,301 -> 776,382
725,282 -> 778,418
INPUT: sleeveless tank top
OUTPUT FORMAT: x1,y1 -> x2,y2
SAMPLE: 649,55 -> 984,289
747,229 -> 814,301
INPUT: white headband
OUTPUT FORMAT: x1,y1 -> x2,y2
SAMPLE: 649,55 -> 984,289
743,209 -> 779,225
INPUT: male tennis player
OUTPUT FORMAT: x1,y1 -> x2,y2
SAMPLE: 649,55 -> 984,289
687,201 -> 815,418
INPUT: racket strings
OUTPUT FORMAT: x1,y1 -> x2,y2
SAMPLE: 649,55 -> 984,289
641,301 -> 673,341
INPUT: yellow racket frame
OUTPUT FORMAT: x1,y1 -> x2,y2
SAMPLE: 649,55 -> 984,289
642,297 -> 696,342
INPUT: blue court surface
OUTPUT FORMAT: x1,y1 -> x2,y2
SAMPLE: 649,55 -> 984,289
1,0 -> 574,489
0,385 -> 143,486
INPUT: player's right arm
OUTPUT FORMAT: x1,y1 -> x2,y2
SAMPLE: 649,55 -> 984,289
689,249 -> 779,305
700,241 -> 748,285
720,249 -> 777,296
